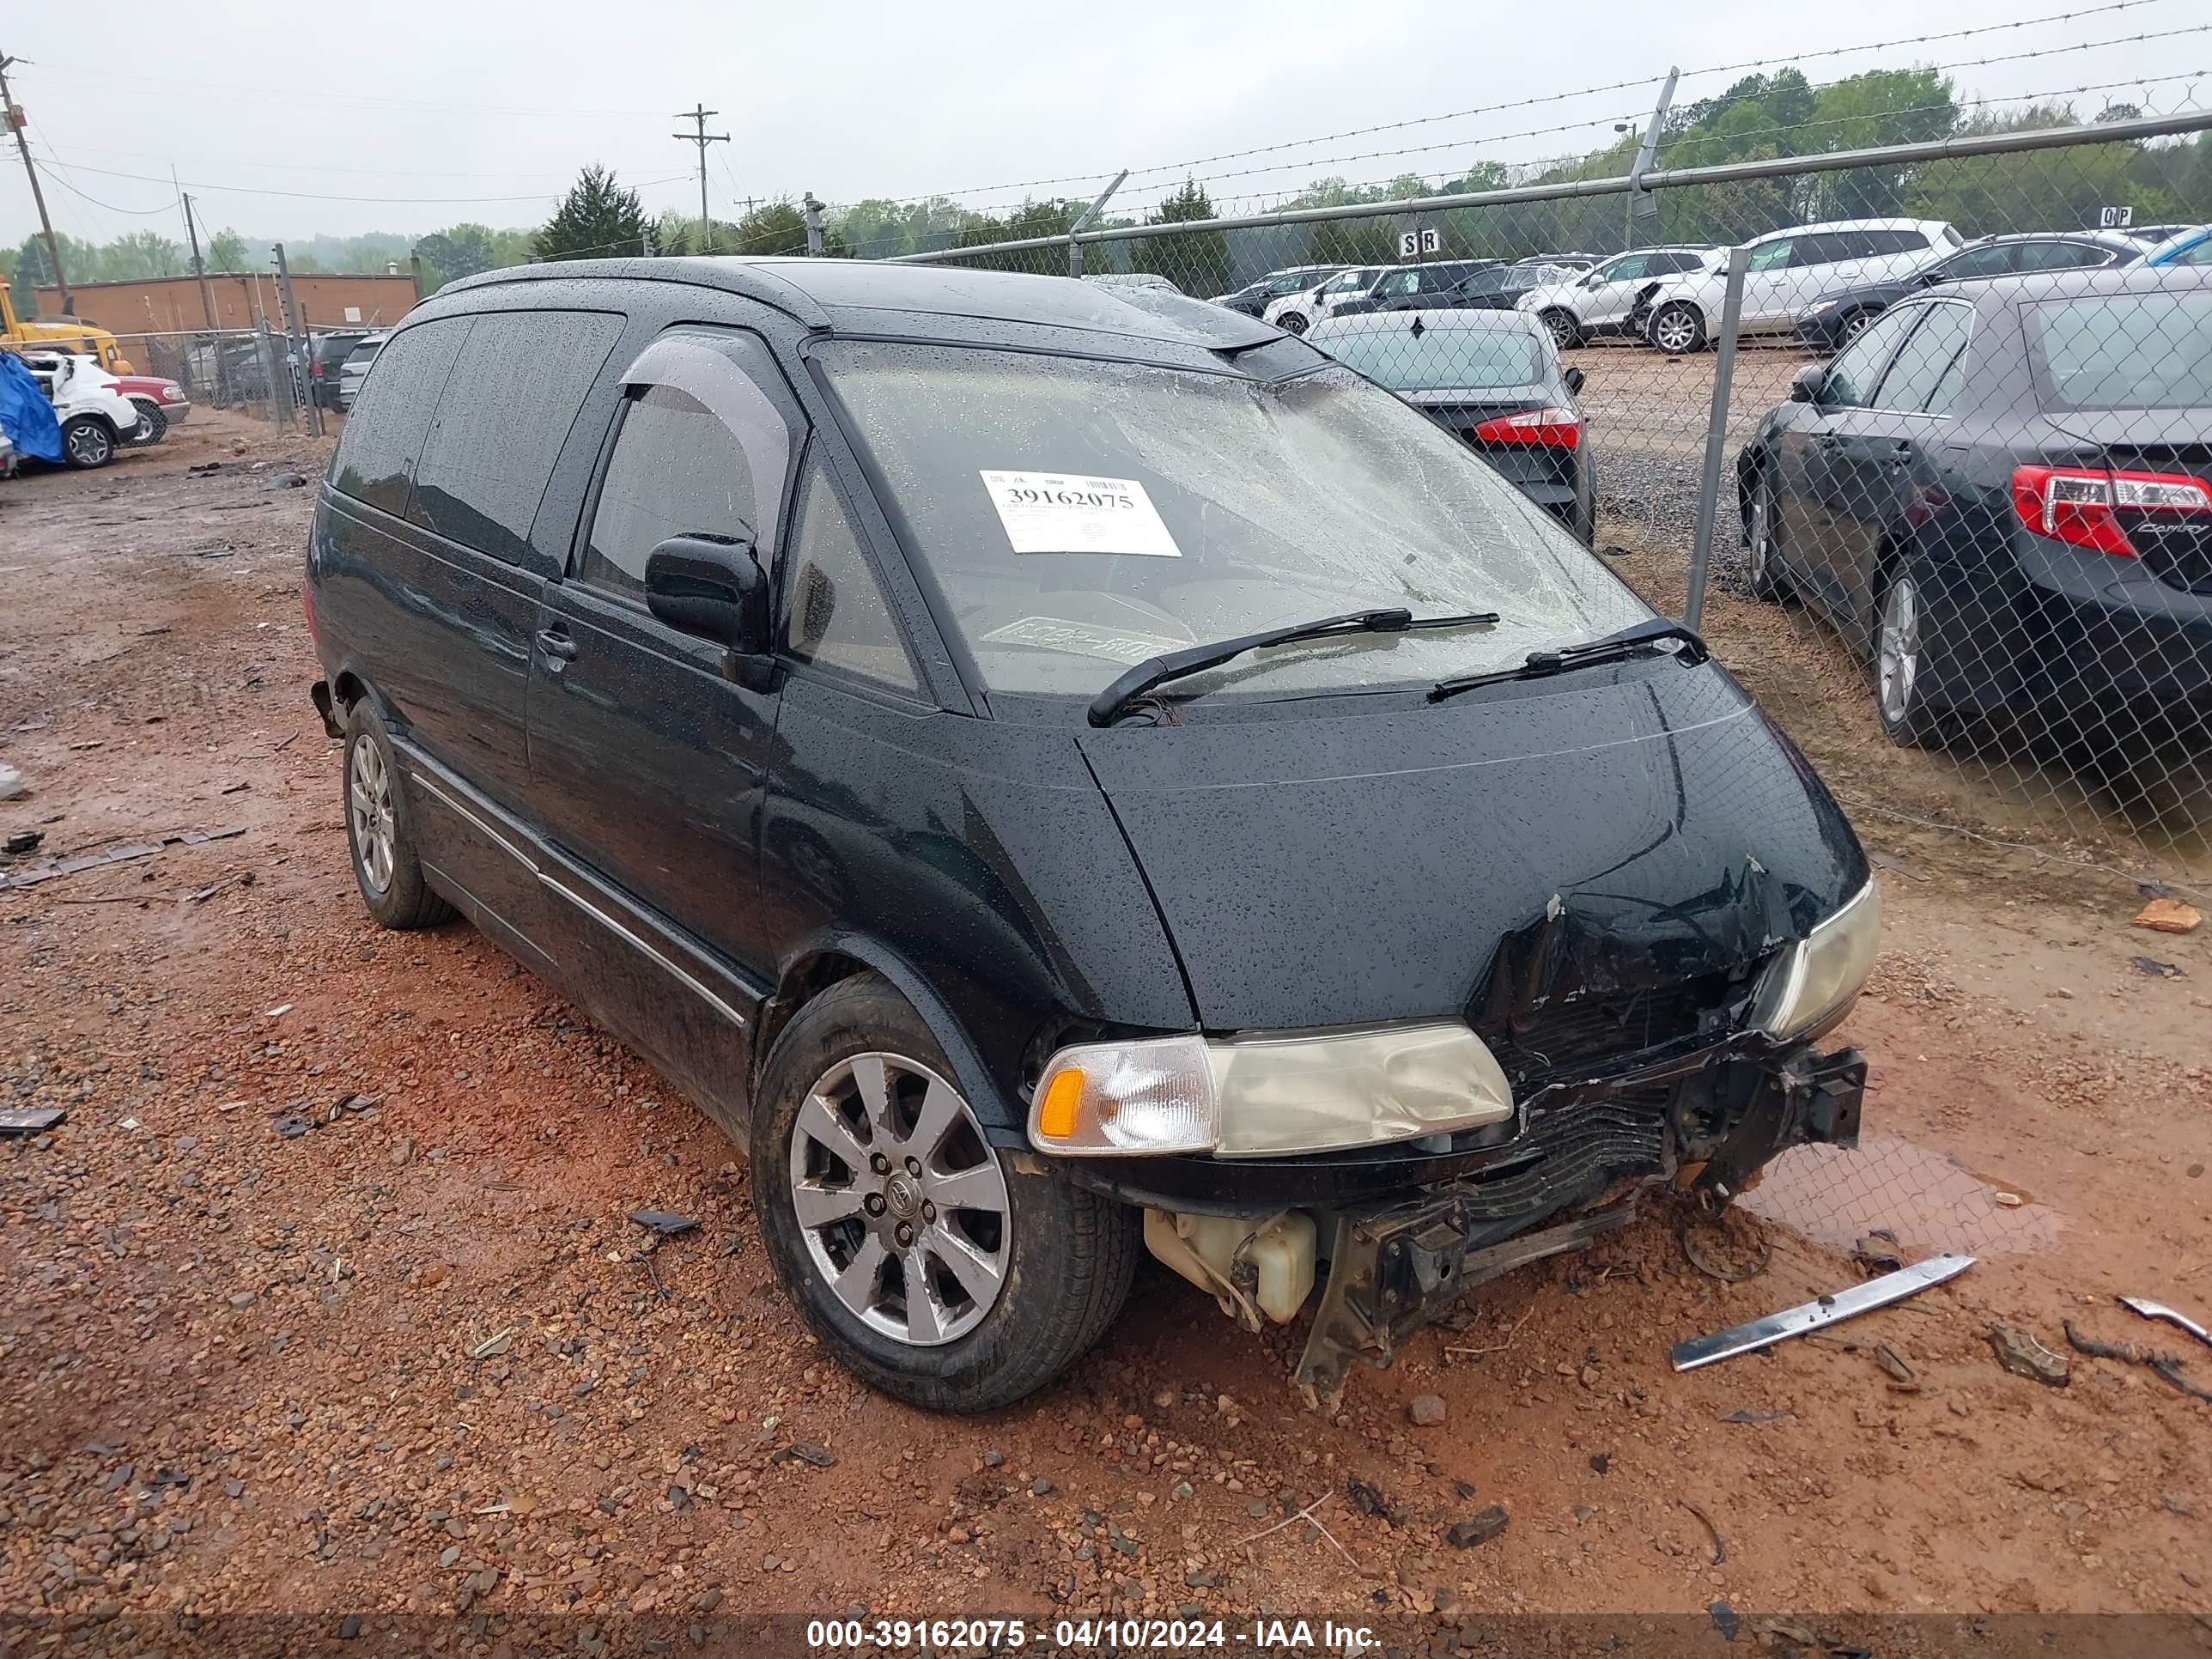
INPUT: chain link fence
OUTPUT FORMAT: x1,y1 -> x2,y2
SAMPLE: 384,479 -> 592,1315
876,108 -> 2212,890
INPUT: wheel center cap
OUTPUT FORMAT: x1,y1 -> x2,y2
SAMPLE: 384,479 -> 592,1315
884,1172 -> 921,1219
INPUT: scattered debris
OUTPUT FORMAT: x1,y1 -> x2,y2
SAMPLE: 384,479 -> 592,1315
1672,1255 -> 1975,1371
1237,1490 -> 1359,1569
185,546 -> 234,558
1718,1407 -> 1789,1425
2116,1295 -> 2212,1352
1851,1229 -> 1905,1274
1443,1304 -> 1534,1359
1992,1190 -> 2024,1208
1678,1498 -> 1726,1565
265,1003 -> 292,1018
1407,1394 -> 1445,1427
2129,955 -> 2184,979
267,472 -> 309,489
1344,1476 -> 1396,1522
2065,1321 -> 2212,1404
1709,1600 -> 1741,1642
627,1208 -> 698,1238
187,461 -> 225,474
187,872 -> 256,904
2132,897 -> 2203,936
0,763 -> 23,802
1587,1453 -> 1610,1474
271,1115 -> 320,1139
465,1328 -> 514,1360
1867,848 -> 1923,882
1680,1211 -> 1772,1282
0,1108 -> 66,1137
1443,1504 -> 1509,1549
0,824 -> 247,890
1873,1344 -> 1916,1384
776,1440 -> 837,1468
273,731 -> 301,754
3,830 -> 43,856
1989,1322 -> 2069,1388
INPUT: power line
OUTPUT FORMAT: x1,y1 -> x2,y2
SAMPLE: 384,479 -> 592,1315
25,59 -> 668,119
20,155 -> 691,205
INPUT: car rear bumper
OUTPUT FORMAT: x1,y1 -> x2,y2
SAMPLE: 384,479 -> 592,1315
2013,543 -> 2212,709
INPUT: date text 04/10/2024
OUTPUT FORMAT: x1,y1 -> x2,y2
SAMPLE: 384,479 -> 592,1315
804,1617 -> 1380,1652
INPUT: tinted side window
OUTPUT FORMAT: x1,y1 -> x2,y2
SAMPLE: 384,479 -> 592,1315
1655,251 -> 1705,274
2014,240 -> 2112,272
330,319 -> 471,517
409,311 -> 623,564
1863,229 -> 1928,256
1871,302 -> 1974,413
1942,244 -> 2014,279
781,454 -> 918,690
1820,302 -> 1923,407
583,332 -> 795,598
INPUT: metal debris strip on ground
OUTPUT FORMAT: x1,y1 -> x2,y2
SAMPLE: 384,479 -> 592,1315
1669,1253 -> 1975,1371
0,826 -> 245,890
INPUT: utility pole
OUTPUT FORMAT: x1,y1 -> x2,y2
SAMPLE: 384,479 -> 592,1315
175,170 -> 219,332
271,242 -> 321,438
672,104 -> 729,253
0,52 -> 72,314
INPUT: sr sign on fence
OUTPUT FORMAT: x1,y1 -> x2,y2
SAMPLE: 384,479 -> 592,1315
1397,228 -> 1441,259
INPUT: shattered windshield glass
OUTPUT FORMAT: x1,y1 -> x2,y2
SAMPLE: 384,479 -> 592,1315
815,343 -> 1648,701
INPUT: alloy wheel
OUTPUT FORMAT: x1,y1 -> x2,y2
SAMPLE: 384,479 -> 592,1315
1841,311 -> 1873,343
65,422 -> 111,467
1877,574 -> 1922,726
348,738 -> 397,895
788,1052 -> 1011,1347
1651,306 -> 1698,354
1542,310 -> 1577,350
1280,313 -> 1308,335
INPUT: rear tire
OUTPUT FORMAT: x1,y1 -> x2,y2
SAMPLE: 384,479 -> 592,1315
1874,568 -> 1946,749
1746,472 -> 1794,602
1278,311 -> 1309,336
1649,301 -> 1707,355
60,416 -> 115,469
751,975 -> 1138,1413
1539,308 -> 1581,351
342,700 -> 456,929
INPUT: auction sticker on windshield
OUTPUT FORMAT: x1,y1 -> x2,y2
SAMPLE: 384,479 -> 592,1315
979,471 -> 1181,556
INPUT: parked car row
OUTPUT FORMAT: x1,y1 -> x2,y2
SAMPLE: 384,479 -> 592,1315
1735,260 -> 2211,757
0,349 -> 174,471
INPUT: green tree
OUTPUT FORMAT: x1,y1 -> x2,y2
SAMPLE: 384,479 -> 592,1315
1132,179 -> 1232,296
415,222 -> 499,292
206,228 -> 249,272
534,166 -> 650,261
102,230 -> 185,279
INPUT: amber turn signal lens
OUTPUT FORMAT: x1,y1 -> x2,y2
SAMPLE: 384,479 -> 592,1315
1037,1067 -> 1085,1139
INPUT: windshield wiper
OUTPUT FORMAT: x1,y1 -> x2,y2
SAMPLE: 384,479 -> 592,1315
1086,607 -> 1501,727
1426,617 -> 1709,703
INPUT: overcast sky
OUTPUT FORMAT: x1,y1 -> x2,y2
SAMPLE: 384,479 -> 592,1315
3,0 -> 2200,249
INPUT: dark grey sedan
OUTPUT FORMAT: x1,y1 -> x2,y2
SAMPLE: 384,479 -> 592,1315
1311,307 -> 1596,544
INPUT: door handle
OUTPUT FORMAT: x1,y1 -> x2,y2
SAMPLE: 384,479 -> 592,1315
536,629 -> 578,662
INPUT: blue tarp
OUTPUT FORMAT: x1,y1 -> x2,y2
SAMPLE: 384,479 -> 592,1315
0,351 -> 63,465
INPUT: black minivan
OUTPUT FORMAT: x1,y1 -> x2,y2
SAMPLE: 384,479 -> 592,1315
307,258 -> 1878,1412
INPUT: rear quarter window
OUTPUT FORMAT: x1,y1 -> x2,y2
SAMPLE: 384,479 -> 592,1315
408,310 -> 623,565
330,319 -> 471,517
2027,291 -> 2212,410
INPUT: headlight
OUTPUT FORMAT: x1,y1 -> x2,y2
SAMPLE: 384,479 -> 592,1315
1808,300 -> 1841,316
1030,1022 -> 1514,1158
1754,878 -> 1881,1040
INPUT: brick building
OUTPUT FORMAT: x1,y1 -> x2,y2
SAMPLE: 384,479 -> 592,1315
31,271 -> 420,337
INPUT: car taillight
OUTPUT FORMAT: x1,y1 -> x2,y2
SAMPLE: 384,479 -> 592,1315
2010,465 -> 2212,556
1468,407 -> 1581,449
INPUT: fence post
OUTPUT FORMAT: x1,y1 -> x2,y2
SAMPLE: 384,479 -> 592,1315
271,242 -> 323,439
256,323 -> 285,431
1066,169 -> 1129,279
1683,244 -> 1748,633
1626,67 -> 1678,251
802,194 -> 825,257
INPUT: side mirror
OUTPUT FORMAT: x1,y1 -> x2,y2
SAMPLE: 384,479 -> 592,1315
1788,363 -> 1826,404
1562,365 -> 1586,395
644,533 -> 780,691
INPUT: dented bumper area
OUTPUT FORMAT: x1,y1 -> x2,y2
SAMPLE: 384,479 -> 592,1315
1135,1042 -> 1864,1411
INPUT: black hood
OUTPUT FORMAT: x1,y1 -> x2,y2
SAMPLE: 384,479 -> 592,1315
1078,659 -> 1868,1034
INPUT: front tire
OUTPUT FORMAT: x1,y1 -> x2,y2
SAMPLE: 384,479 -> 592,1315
1278,311 -> 1309,336
1649,301 -> 1707,355
127,400 -> 168,446
1875,568 -> 1946,748
751,975 -> 1138,1413
1539,308 -> 1581,351
342,700 -> 456,928
60,416 -> 115,469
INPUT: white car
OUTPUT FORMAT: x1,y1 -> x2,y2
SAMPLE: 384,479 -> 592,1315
1262,265 -> 1385,335
1638,219 -> 1964,353
1516,245 -> 1719,349
21,352 -> 147,469
337,334 -> 386,410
